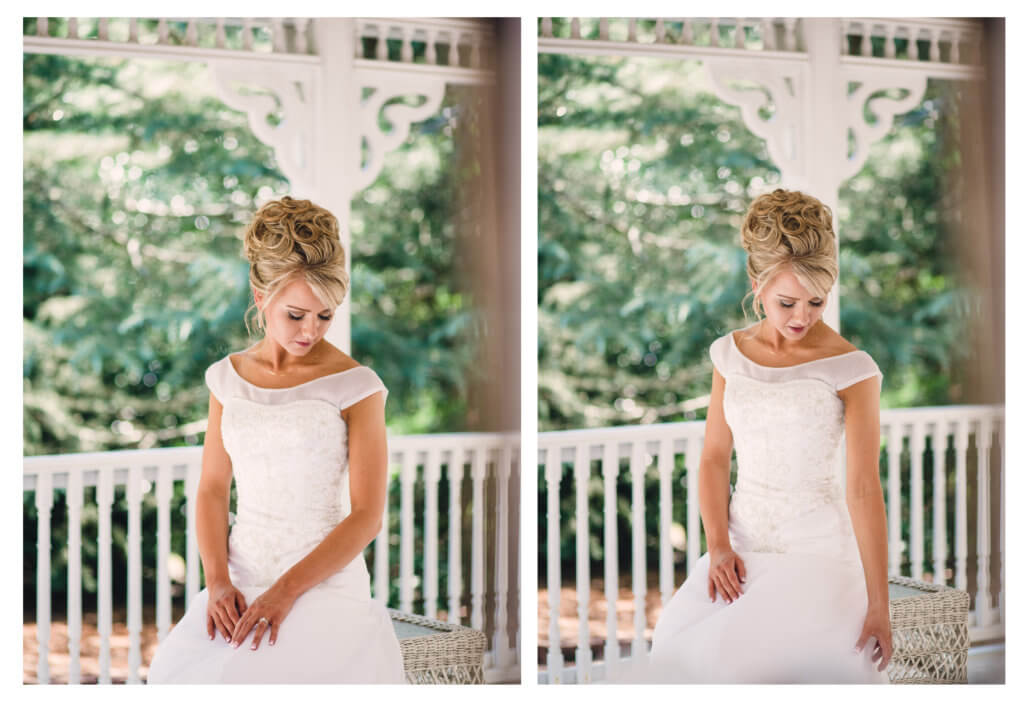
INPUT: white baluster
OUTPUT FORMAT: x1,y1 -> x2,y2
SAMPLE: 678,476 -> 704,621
128,19 -> 138,44
629,442 -> 647,663
471,35 -> 482,68
928,29 -> 940,61
157,18 -> 168,45
628,19 -> 638,43
999,417 -> 1005,622
950,30 -> 961,64
657,438 -> 674,608
599,19 -> 609,41
570,18 -> 581,40
544,449 -> 563,681
470,447 -> 486,631
450,32 -> 461,67
541,18 -> 553,39
98,18 -> 109,41
98,467 -> 113,683
425,29 -> 437,65
375,24 -> 387,61
909,422 -> 925,580
574,444 -> 592,681
214,19 -> 225,49
355,21 -> 367,58
709,18 -> 720,47
241,18 -> 252,51
67,468 -> 83,684
761,18 -> 774,51
975,418 -> 993,626
839,19 -> 848,55
884,23 -> 895,58
447,448 -> 464,621
68,18 -> 78,40
399,451 -> 415,613
655,19 -> 666,44
602,446 -> 620,673
35,471 -> 53,684
400,27 -> 413,63
185,461 -> 200,607
493,446 -> 513,670
931,424 -> 948,585
783,18 -> 797,51
156,463 -> 172,641
184,19 -> 196,47
954,421 -> 969,591
735,18 -> 746,49
886,424 -> 903,574
270,18 -> 285,52
127,466 -> 142,683
424,449 -> 440,619
908,26 -> 919,60
295,18 -> 310,54
685,436 -> 702,575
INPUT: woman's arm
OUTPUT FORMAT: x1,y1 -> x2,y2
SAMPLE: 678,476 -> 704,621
275,391 -> 389,596
229,391 -> 388,649
196,394 -> 248,641
700,367 -> 746,602
839,375 -> 892,669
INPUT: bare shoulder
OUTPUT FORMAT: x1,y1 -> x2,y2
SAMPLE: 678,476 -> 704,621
813,324 -> 859,356
319,342 -> 362,374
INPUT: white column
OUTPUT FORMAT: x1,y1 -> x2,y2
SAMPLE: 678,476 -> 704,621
573,444 -> 592,681
447,448 -> 464,621
975,418 -> 993,626
931,423 -> 949,585
954,421 -> 969,591
35,471 -> 53,684
601,447 -> 620,673
315,19 -> 359,353
126,466 -> 143,683
424,449 -> 441,619
629,442 -> 647,662
544,449 -> 563,682
470,448 -> 487,631
909,422 -> 926,580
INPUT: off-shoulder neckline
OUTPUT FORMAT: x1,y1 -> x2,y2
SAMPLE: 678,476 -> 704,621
728,328 -> 864,370
226,353 -> 366,391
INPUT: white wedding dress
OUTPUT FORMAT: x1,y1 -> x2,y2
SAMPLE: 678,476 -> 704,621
147,356 -> 406,684
643,325 -> 890,683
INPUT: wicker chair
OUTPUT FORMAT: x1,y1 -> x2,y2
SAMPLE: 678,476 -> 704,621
388,609 -> 487,684
887,575 -> 970,684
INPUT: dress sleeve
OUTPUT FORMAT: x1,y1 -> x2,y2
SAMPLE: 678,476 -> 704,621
834,351 -> 883,391
338,367 -> 389,411
709,334 -> 729,377
204,359 -> 226,404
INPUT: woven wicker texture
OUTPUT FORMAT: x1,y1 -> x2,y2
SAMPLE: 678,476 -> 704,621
887,575 -> 970,684
388,609 -> 487,684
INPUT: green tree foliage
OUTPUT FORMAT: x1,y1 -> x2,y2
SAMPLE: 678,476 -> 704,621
538,52 -> 970,581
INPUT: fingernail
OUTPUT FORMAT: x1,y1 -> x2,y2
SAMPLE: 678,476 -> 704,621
250,644 -> 256,650
269,640 -> 275,646
232,641 -> 239,648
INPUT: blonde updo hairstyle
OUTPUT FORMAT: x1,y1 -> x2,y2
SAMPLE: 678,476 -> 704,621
740,189 -> 838,321
242,196 -> 349,337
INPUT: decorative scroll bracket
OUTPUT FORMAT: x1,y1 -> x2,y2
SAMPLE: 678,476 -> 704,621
355,75 -> 447,193
702,59 -> 808,180
840,68 -> 928,182
208,60 -> 317,195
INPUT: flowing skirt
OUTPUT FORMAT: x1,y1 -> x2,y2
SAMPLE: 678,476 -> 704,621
639,550 -> 889,684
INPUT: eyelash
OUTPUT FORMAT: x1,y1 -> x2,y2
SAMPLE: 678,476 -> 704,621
780,301 -> 823,308
287,313 -> 332,321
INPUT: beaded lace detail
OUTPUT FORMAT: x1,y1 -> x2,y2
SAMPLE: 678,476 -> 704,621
203,356 -> 387,589
710,327 -> 882,558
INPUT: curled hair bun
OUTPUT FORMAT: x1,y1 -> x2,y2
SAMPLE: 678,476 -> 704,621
243,196 -> 341,267
741,188 -> 834,260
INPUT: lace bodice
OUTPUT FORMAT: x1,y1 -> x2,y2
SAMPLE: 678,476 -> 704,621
204,355 -> 387,590
710,325 -> 882,559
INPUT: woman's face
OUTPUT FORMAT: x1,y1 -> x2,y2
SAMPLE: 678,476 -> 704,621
754,269 -> 827,341
255,277 -> 335,355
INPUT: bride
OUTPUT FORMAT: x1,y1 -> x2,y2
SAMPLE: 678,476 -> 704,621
147,196 -> 406,683
645,189 -> 892,683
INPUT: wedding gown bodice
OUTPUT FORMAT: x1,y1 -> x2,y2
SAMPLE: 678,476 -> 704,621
710,326 -> 883,560
204,356 -> 388,590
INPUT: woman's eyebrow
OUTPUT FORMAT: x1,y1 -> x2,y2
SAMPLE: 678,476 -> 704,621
776,294 -> 822,302
285,305 -> 331,313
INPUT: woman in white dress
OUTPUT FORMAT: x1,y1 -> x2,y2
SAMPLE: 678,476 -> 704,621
646,189 -> 892,683
147,196 -> 406,683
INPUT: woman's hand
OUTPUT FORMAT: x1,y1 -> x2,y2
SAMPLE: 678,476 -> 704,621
206,580 -> 247,643
229,582 -> 298,650
855,604 -> 893,672
707,547 -> 747,603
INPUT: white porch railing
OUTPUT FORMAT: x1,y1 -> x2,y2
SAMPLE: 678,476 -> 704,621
539,405 -> 1004,683
24,431 -> 520,684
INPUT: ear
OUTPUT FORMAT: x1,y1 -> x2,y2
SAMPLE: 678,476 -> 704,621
252,287 -> 264,308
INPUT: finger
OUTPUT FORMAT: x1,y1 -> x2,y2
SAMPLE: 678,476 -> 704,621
707,574 -> 715,601
232,612 -> 253,647
236,591 -> 248,615
268,620 -> 278,646
250,619 -> 268,650
736,556 -> 747,583
719,573 -> 739,601
726,564 -> 742,595
714,575 -> 735,603
854,628 -> 870,653
206,613 -> 215,641
222,600 -> 239,629
212,609 -> 231,642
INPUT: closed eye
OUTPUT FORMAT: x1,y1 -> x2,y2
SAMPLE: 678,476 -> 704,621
288,313 -> 332,321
